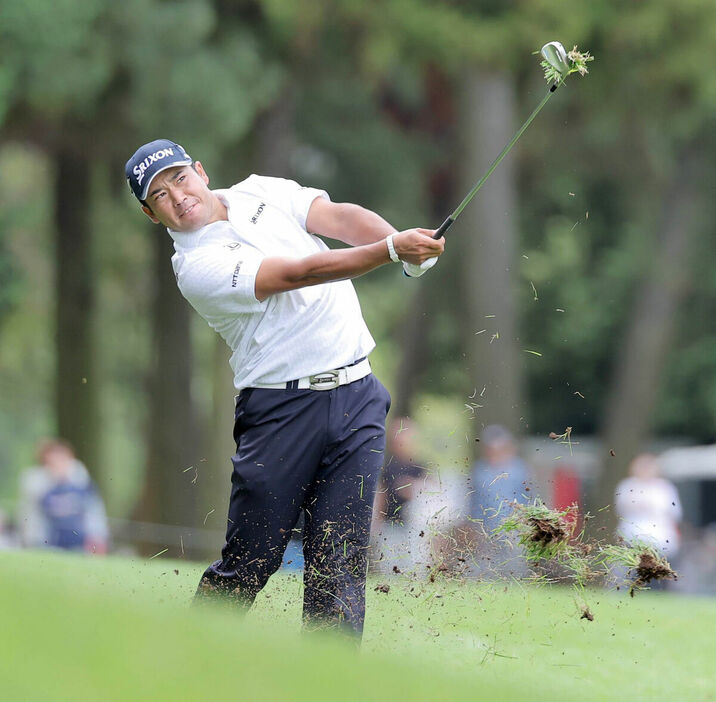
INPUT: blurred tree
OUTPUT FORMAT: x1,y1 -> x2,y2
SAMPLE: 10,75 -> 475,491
131,224 -> 200,552
0,0 -> 117,473
53,145 -> 100,472
457,69 -> 522,433
0,144 -> 54,488
597,148 -> 707,521
0,227 -> 21,326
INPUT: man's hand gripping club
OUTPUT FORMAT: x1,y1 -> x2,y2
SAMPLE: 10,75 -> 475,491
387,229 -> 443,278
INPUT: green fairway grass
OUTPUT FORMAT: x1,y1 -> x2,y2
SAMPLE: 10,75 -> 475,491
0,550 -> 713,701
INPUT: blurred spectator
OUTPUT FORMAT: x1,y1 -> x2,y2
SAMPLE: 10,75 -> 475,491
372,417 -> 427,574
615,453 -> 683,559
18,439 -> 109,554
375,417 -> 426,526
469,425 -> 531,531
467,425 -> 531,578
407,468 -> 468,576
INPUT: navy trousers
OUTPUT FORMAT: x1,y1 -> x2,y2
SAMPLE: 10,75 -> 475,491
195,373 -> 390,636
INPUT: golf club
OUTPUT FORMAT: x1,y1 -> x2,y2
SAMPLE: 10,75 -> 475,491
432,41 -> 571,240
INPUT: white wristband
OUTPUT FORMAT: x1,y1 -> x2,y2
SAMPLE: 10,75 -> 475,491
385,233 -> 400,263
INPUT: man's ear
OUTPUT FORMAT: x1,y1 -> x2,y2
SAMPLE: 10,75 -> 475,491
141,204 -> 161,224
193,160 -> 210,185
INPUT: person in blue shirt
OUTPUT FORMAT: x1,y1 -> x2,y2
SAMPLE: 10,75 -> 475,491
469,425 -> 531,577
18,439 -> 108,554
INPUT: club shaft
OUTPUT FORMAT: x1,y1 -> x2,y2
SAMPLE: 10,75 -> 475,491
433,84 -> 557,239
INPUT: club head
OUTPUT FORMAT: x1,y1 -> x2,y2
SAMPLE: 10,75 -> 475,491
541,41 -> 570,77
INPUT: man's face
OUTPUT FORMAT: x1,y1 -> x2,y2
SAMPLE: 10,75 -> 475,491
141,161 -> 222,231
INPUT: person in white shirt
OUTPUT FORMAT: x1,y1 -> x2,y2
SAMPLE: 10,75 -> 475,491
125,139 -> 445,637
615,453 -> 683,558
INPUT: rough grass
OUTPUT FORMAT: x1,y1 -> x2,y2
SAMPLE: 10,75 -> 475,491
1,550 -> 714,701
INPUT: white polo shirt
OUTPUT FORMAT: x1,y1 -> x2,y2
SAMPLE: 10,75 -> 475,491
168,175 -> 375,391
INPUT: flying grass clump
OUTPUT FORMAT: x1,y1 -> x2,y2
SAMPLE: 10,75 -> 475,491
494,499 -> 578,562
600,542 -> 678,597
495,500 -> 598,616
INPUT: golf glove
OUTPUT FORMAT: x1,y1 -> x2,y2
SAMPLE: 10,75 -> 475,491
403,257 -> 438,278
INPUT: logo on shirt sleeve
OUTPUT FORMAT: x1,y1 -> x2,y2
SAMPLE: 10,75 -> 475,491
231,261 -> 243,288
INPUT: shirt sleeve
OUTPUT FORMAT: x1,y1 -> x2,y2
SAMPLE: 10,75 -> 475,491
237,175 -> 330,230
175,243 -> 265,317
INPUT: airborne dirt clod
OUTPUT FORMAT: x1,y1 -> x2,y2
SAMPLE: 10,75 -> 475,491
527,516 -> 571,547
496,500 -> 578,563
580,604 -> 595,621
600,542 -> 678,597
630,551 -> 677,596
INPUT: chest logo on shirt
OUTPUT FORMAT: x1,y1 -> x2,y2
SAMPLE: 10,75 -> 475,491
251,203 -> 266,224
224,242 -> 242,250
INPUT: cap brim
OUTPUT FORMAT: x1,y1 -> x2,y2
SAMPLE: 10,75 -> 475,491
139,159 -> 194,200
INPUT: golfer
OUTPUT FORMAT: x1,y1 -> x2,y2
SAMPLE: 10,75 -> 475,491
125,139 -> 444,636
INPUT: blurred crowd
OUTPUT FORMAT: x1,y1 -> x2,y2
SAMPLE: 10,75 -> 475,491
4,427 -> 716,596
369,417 -> 716,595
371,419 -> 538,579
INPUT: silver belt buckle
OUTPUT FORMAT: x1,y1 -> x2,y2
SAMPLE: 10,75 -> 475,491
309,370 -> 340,390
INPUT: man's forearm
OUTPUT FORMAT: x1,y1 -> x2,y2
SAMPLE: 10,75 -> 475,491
256,241 -> 390,300
292,239 -> 391,283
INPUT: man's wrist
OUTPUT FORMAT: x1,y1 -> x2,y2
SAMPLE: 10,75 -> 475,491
385,233 -> 401,263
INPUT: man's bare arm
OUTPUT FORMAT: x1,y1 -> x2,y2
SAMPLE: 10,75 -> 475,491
255,228 -> 444,301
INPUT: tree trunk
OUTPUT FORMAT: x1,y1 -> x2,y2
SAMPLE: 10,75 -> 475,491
392,284 -> 431,417
458,69 -> 522,437
255,85 -> 297,178
200,337 -> 235,547
54,147 -> 100,474
133,225 -> 200,556
596,148 -> 705,529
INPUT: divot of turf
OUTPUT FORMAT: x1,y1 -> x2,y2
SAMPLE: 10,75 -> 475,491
633,551 -> 677,592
